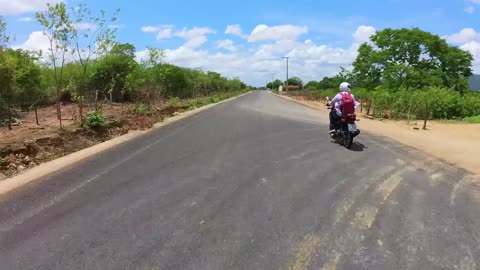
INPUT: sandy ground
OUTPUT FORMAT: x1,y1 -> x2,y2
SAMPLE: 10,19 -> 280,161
0,103 -> 127,144
278,94 -> 480,175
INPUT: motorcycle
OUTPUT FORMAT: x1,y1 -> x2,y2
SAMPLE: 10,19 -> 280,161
327,102 -> 360,149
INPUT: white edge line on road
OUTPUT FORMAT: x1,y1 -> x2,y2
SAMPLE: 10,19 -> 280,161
0,91 -> 251,197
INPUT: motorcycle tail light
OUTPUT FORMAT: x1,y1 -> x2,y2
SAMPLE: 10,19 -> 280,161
348,114 -> 357,121
340,118 -> 347,123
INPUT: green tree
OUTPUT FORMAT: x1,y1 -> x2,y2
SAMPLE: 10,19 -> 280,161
36,2 -> 72,125
318,77 -> 336,89
90,43 -> 137,103
412,88 -> 443,129
69,2 -> 120,122
0,16 -> 10,47
305,80 -> 320,90
157,64 -> 192,98
143,47 -> 165,67
352,27 -> 473,92
286,76 -> 303,87
0,49 -> 15,128
267,79 -> 283,90
272,79 -> 283,89
0,49 -> 43,129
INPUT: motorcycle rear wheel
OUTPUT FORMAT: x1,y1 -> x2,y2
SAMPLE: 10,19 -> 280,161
344,132 -> 353,149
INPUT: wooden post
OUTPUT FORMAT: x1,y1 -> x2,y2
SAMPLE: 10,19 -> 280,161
95,90 -> 98,110
80,96 -> 83,122
80,96 -> 84,126
57,96 -> 62,127
35,107 -> 39,125
7,105 -> 12,130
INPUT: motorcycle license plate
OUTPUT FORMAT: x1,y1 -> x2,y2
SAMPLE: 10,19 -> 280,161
348,123 -> 357,132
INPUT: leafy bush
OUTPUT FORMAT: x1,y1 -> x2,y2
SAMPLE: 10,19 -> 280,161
168,97 -> 181,106
131,102 -> 148,115
84,111 -> 106,128
463,115 -> 480,123
209,95 -> 221,103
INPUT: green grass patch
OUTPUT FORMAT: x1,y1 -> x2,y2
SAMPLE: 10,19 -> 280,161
463,115 -> 480,123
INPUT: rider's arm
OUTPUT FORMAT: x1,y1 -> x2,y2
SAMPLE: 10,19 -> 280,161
335,101 -> 342,115
330,93 -> 342,106
351,94 -> 361,108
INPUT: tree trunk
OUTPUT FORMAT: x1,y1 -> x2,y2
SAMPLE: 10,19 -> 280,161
407,102 -> 412,124
366,98 -> 372,116
423,118 -> 427,130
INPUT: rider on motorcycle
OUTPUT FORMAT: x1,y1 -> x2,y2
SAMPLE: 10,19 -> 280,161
329,82 -> 360,133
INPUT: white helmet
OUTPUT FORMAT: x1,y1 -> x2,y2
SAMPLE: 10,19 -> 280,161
339,82 -> 351,92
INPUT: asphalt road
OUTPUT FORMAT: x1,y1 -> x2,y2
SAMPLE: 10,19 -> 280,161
1,91 -> 479,270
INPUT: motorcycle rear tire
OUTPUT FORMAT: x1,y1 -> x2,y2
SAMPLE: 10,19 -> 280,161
344,132 -> 353,149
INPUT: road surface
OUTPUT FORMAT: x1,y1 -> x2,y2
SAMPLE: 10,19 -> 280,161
1,91 -> 479,270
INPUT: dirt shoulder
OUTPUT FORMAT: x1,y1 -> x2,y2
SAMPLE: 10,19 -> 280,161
276,93 -> 480,175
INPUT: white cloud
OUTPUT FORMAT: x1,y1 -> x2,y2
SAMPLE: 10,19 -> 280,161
75,23 -> 97,31
152,26 -> 377,86
217,39 -> 236,52
247,24 -> 308,42
13,31 -> 100,65
135,49 -> 149,63
225,24 -> 246,38
183,36 -> 208,49
353,25 -> 376,44
17,17 -> 33,22
444,28 -> 480,44
142,25 -> 174,39
465,0 -> 480,13
141,25 -> 215,49
14,31 -> 51,51
0,0 -> 61,15
175,27 -> 215,39
465,6 -> 475,14
157,26 -> 174,39
461,41 -> 480,58
461,41 -> 480,72
141,26 -> 160,33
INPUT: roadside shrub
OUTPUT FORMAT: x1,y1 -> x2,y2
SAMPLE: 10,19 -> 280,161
131,102 -> 148,115
460,92 -> 480,118
84,111 -> 106,128
463,115 -> 480,123
168,97 -> 181,106
209,95 -> 221,103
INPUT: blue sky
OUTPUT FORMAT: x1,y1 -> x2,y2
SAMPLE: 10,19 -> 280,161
1,0 -> 480,86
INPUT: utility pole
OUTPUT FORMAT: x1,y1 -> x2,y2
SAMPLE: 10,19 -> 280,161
271,73 -> 276,90
282,56 -> 289,90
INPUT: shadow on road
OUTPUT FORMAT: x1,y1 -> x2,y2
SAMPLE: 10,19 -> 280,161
330,140 -> 367,152
350,142 -> 367,152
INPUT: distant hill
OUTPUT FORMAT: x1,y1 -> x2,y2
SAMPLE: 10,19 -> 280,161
469,74 -> 480,92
